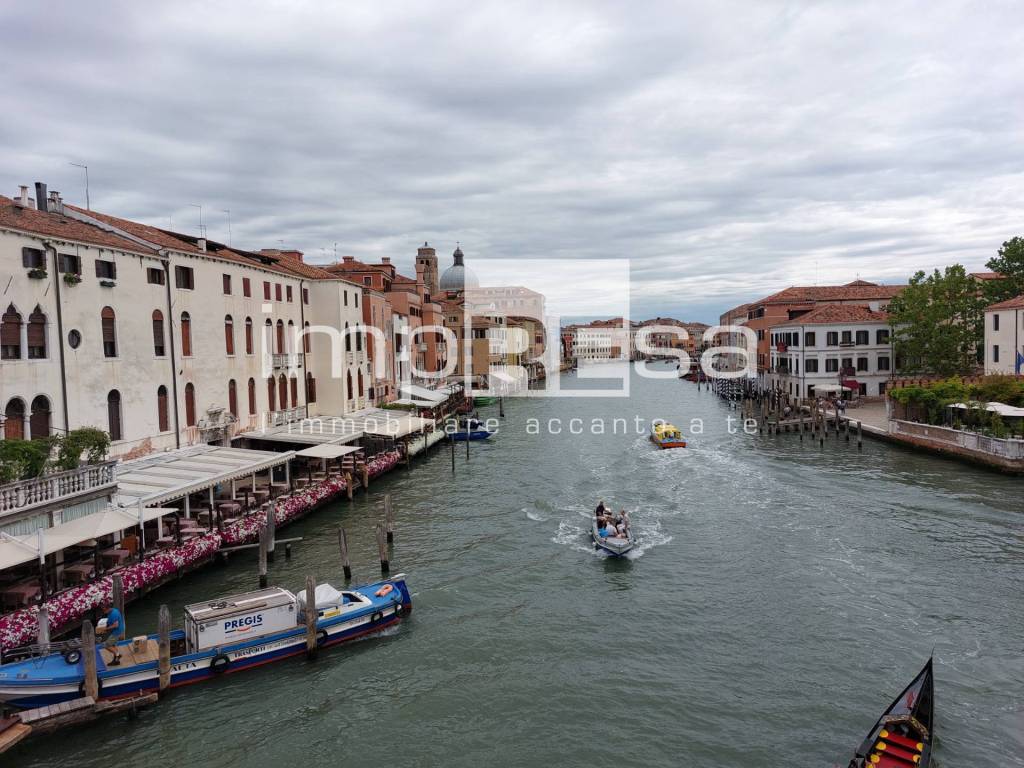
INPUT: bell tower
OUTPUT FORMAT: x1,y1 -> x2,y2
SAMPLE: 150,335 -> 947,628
416,242 -> 439,298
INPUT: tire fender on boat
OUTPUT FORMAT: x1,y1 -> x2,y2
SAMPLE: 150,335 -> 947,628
317,629 -> 328,644
64,649 -> 82,665
79,677 -> 102,697
370,611 -> 383,624
210,653 -> 231,674
394,603 -> 404,616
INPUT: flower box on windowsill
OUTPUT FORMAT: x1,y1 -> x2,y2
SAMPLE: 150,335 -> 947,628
62,273 -> 82,286
99,279 -> 116,288
27,268 -> 48,280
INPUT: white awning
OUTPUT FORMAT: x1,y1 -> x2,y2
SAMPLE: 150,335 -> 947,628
0,506 -> 176,571
398,384 -> 449,405
815,384 -> 852,394
949,401 -> 1024,417
114,445 -> 294,507
294,445 -> 361,460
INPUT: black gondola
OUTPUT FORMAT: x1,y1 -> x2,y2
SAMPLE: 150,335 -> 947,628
848,657 -> 934,768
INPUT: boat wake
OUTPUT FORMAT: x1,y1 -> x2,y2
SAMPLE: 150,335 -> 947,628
550,514 -> 673,559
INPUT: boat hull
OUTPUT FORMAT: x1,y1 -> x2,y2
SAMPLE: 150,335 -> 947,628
650,435 -> 687,449
848,658 -> 934,768
591,520 -> 635,557
0,578 -> 411,710
449,430 -> 492,441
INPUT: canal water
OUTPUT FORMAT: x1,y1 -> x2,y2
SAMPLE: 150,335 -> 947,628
11,363 -> 1024,767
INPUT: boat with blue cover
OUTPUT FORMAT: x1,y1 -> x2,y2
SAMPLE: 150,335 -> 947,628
448,416 -> 493,441
0,575 -> 411,710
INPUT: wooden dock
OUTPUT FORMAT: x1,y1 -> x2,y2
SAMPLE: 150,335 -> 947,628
0,693 -> 158,754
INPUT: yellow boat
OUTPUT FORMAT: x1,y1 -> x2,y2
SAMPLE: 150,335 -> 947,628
650,421 -> 687,449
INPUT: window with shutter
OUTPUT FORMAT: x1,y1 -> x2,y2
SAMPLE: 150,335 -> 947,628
302,288 -> 309,304
181,312 -> 192,357
184,383 -> 196,427
29,395 -> 50,439
243,277 -> 251,297
59,254 -> 81,274
152,310 -> 165,356
175,266 -> 195,290
147,267 -> 165,285
157,385 -> 169,432
21,247 -> 44,269
267,377 -> 276,411
107,390 -> 122,441
286,286 -> 293,302
276,321 -> 285,354
101,307 -> 117,357
290,376 -> 297,406
95,259 -> 116,279
228,379 -> 238,417
306,373 -> 316,403
303,322 -> 311,353
27,307 -> 46,359
275,284 -> 282,302
2,305 -> 22,359
248,378 -> 256,415
4,399 -> 25,440
263,282 -> 271,300
223,274 -> 232,294
225,315 -> 235,355
279,373 -> 288,408
245,318 -> 254,354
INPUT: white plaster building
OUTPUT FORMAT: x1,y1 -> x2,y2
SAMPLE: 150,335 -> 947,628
769,304 -> 894,398
983,295 -> 1024,375
1,183 -> 369,460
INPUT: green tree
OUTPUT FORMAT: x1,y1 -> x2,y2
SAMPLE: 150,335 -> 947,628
888,265 -> 985,376
984,235 -> 1024,303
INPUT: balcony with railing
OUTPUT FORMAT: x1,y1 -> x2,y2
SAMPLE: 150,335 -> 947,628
0,460 -> 118,519
273,353 -> 303,369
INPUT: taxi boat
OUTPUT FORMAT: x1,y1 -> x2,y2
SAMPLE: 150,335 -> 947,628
650,421 -> 687,449
0,575 -> 411,710
847,658 -> 934,768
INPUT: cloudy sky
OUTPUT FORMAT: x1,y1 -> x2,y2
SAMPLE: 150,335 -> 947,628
1,1 -> 1022,322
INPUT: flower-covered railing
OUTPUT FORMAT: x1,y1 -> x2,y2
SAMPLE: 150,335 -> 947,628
0,450 -> 402,652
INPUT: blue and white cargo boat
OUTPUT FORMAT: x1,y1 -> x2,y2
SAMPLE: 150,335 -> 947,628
0,575 -> 411,710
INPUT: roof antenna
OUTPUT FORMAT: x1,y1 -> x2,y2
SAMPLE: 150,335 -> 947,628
221,209 -> 232,246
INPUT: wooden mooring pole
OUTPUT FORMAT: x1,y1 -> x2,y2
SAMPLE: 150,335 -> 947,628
158,605 -> 171,691
384,494 -> 395,543
82,620 -> 98,700
338,527 -> 352,581
375,523 -> 390,574
345,470 -> 354,501
258,526 -> 269,589
857,420 -> 863,450
450,433 -> 456,472
266,505 -> 277,563
304,576 -> 318,660
112,573 -> 125,621
37,605 -> 50,652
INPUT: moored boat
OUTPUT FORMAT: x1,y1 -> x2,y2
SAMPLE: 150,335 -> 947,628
0,575 -> 411,710
650,421 -> 687,449
448,416 -> 493,441
847,657 -> 934,768
591,517 -> 635,557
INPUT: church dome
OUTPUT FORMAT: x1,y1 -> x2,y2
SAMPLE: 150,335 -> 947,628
439,245 -> 478,291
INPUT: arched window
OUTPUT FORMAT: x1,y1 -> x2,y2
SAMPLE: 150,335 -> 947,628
275,320 -> 285,355
107,390 -> 122,440
279,373 -> 288,408
4,398 -> 25,440
157,385 -> 169,432
224,315 -> 235,355
287,320 -> 295,354
184,382 -> 196,426
306,372 -> 317,403
228,379 -> 238,417
248,378 -> 256,415
267,377 -> 276,412
345,323 -> 351,352
152,310 -> 165,356
357,369 -> 364,397
1,305 -> 21,360
181,312 -> 192,357
27,307 -> 46,359
245,318 -> 254,355
29,395 -> 51,439
101,307 -> 117,357
346,370 -> 353,401
303,321 -> 311,354
290,375 -> 298,406
356,328 -> 362,353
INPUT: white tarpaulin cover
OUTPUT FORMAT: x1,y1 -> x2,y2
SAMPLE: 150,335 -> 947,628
296,583 -> 344,610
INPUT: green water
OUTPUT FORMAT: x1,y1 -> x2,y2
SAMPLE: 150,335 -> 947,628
10,364 -> 1024,767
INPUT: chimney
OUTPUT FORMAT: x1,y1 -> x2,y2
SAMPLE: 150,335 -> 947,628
34,182 -> 48,213
381,257 -> 391,265
342,255 -> 354,264
279,249 -> 304,263
868,301 -> 880,312
48,191 -> 63,215
14,186 -> 30,208
197,238 -> 207,252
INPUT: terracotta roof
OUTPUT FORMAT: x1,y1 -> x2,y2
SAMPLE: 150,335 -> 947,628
271,257 -> 337,280
780,304 -> 889,325
392,274 -> 417,285
324,258 -> 377,273
0,196 -> 159,255
759,282 -> 904,305
986,295 -> 1024,311
971,271 -> 1006,281
67,204 -> 204,254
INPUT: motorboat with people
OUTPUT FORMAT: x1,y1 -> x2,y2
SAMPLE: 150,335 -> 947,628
448,415 -> 493,441
847,657 -> 934,768
591,502 -> 635,557
0,575 -> 411,710
650,421 -> 687,449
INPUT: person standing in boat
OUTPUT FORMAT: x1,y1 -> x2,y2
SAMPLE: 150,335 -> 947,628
595,501 -> 607,520
97,599 -> 125,666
